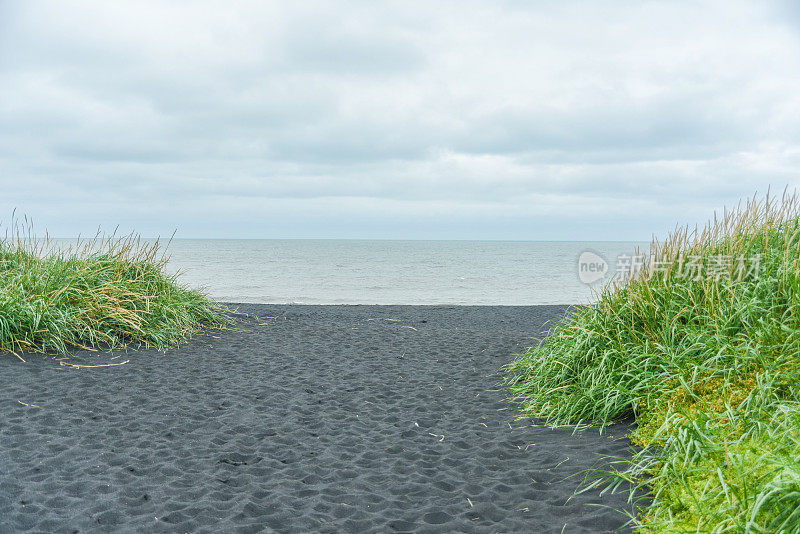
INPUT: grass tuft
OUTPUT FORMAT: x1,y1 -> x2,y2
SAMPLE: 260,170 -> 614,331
506,189 -> 800,532
0,219 -> 229,355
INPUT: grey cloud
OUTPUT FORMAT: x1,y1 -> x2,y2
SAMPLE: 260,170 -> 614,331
283,17 -> 426,75
52,143 -> 185,164
1,1 -> 800,239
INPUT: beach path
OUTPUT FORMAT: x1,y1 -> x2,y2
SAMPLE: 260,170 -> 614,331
0,304 -> 637,533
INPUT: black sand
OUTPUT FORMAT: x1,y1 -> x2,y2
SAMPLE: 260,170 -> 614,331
0,305 -> 639,533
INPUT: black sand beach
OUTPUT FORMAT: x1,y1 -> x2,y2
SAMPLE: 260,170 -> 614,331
0,305 -> 638,533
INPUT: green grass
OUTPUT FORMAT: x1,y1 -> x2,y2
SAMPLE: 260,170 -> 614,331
0,224 -> 229,357
506,191 -> 800,532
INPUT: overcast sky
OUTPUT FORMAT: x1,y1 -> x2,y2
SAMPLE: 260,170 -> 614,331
1,1 -> 800,240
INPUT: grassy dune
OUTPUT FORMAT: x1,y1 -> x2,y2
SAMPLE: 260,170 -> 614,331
0,227 -> 228,357
507,192 -> 800,532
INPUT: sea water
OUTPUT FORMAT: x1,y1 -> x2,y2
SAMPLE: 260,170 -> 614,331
152,240 -> 646,305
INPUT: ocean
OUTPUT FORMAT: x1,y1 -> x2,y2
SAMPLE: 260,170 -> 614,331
153,239 -> 647,305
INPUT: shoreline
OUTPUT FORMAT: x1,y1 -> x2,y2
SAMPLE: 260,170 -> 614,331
1,304 -> 638,533
219,302 -> 586,308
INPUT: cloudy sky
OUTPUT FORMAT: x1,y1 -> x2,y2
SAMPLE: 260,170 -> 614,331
1,1 -> 800,240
